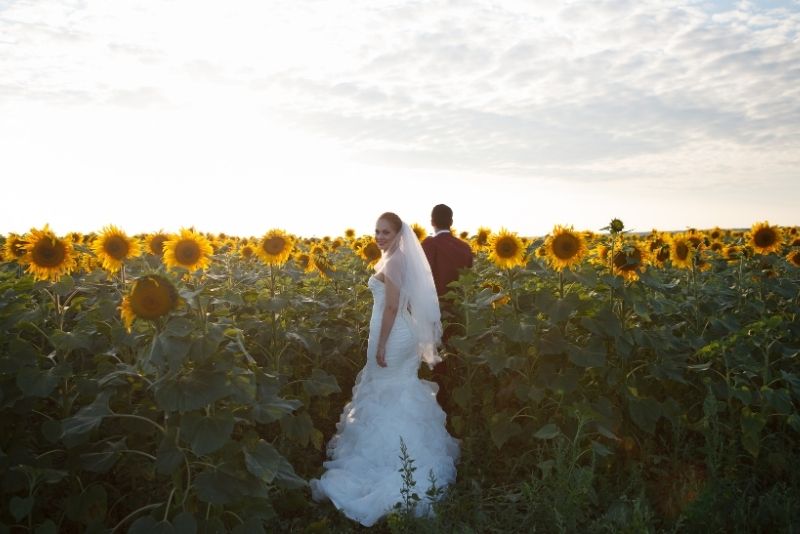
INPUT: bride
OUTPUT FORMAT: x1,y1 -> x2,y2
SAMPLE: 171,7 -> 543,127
310,212 -> 460,527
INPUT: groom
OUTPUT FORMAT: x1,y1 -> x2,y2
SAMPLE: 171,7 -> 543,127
422,204 -> 473,415
422,204 -> 474,301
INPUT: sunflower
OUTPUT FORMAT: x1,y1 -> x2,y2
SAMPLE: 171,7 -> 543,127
3,233 -> 28,262
670,234 -> 694,270
686,234 -> 704,250
344,228 -> 356,240
482,281 -> 510,309
589,244 -> 610,267
239,243 -> 256,260
294,252 -> 312,271
647,232 -> 665,251
91,225 -> 141,273
646,232 -> 669,266
310,244 -> 335,277
695,254 -> 712,272
220,238 -> 236,254
79,253 -> 101,273
146,232 -> 171,257
708,227 -> 723,241
472,227 -> 492,251
723,245 -> 741,262
21,225 -> 78,282
709,241 -> 723,254
256,229 -> 294,266
120,274 -> 179,332
358,239 -> 382,267
791,237 -> 800,247
459,231 -> 469,240
162,228 -> 214,271
488,229 -> 526,269
608,218 -> 625,233
543,225 -> 587,271
786,250 -> 800,268
652,244 -> 671,267
612,242 -> 647,281
411,223 -> 427,242
749,221 -> 783,255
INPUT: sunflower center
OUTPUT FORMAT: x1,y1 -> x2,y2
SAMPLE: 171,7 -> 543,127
364,243 -> 381,261
754,228 -> 777,248
613,249 -> 642,271
477,233 -> 489,246
675,243 -> 689,260
263,237 -> 286,255
656,248 -> 670,263
495,237 -> 518,259
241,247 -> 254,258
130,277 -> 176,320
149,236 -> 168,256
104,236 -> 130,260
31,239 -> 66,267
552,234 -> 580,260
175,240 -> 201,265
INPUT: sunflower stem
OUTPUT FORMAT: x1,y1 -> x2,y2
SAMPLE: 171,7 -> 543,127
506,268 -> 518,318
163,487 -> 176,521
558,270 -> 564,299
608,232 -> 616,305
736,255 -> 745,313
690,257 -> 699,333
111,503 -> 164,534
269,264 -> 279,373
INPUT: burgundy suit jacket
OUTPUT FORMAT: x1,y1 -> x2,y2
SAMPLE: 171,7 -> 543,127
422,232 -> 474,298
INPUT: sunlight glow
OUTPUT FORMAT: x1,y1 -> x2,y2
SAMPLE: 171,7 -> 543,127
2,0 -> 798,237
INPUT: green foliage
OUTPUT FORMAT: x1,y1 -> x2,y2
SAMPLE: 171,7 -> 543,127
1,232 -> 800,532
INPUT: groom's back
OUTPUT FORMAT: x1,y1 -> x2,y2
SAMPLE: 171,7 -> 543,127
422,233 -> 473,298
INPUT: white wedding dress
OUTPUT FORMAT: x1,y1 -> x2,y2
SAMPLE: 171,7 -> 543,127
310,275 -> 459,527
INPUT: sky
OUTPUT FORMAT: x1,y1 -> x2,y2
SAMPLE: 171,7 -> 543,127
1,0 -> 798,238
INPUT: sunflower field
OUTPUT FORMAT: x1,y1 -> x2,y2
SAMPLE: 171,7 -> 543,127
1,220 -> 799,532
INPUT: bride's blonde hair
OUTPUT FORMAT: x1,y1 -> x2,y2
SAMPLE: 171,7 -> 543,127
378,212 -> 402,232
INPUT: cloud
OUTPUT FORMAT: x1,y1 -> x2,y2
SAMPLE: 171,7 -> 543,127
233,0 -> 799,183
1,0 -> 798,188
107,86 -> 169,108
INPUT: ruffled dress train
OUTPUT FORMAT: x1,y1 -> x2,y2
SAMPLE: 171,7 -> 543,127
310,276 -> 459,527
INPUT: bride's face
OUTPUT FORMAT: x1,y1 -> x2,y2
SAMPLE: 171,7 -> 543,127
375,218 -> 398,251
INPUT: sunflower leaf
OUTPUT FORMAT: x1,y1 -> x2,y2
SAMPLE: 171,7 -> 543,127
180,410 -> 235,456
533,423 -> 561,440
302,368 -> 340,397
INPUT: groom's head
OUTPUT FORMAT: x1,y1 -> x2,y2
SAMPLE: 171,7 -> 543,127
431,204 -> 453,230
